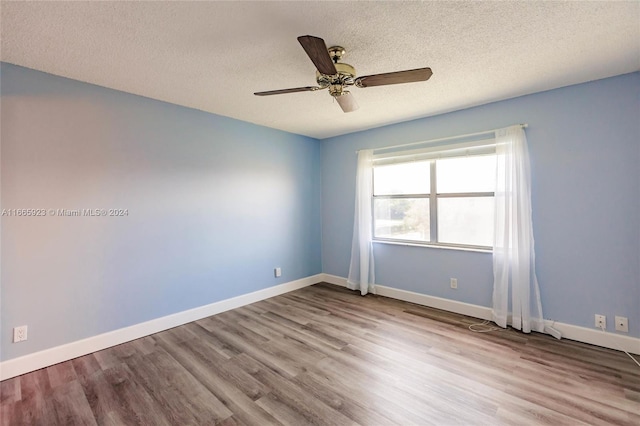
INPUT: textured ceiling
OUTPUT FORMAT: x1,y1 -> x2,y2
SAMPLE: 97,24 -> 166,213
1,1 -> 639,139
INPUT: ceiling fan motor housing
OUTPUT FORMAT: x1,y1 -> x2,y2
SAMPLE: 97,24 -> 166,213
316,62 -> 356,89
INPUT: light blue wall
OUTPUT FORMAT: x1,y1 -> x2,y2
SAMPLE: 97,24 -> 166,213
2,63 -> 638,362
322,72 -> 640,337
0,63 -> 322,361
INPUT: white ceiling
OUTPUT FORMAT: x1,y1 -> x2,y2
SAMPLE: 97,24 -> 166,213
1,1 -> 639,139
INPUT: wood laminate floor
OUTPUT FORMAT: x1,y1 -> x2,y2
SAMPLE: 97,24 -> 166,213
1,283 -> 639,425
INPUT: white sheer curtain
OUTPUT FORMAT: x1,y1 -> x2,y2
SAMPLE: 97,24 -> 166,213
492,125 -> 545,333
347,149 -> 376,295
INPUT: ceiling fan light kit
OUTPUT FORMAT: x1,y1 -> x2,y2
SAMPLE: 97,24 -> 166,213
334,91 -> 359,113
254,35 -> 432,113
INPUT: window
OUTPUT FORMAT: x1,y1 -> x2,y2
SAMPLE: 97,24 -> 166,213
373,144 -> 496,249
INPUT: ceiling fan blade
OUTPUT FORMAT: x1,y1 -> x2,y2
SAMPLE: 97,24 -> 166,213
335,92 -> 359,113
254,86 -> 321,96
297,35 -> 337,76
355,67 -> 433,88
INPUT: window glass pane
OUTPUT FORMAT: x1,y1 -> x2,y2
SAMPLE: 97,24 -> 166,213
374,198 -> 430,242
373,161 -> 430,195
436,155 -> 496,193
438,197 -> 494,246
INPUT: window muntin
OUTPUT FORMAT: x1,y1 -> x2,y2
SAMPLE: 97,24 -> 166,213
373,151 -> 496,249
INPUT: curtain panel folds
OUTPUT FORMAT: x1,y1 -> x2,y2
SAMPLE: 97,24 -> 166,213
492,125 -> 545,333
347,149 -> 376,295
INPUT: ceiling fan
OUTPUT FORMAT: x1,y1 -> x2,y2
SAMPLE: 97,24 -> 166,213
254,35 -> 433,113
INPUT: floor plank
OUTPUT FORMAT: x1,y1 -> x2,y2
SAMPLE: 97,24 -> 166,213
2,282 -> 639,425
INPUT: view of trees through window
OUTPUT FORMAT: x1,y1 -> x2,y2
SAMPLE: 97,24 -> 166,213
374,198 -> 430,241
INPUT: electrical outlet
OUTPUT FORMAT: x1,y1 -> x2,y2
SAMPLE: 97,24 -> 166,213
595,314 -> 606,329
13,325 -> 28,343
450,278 -> 458,289
615,316 -> 629,333
274,267 -> 282,278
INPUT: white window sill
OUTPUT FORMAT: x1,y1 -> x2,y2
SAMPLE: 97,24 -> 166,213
372,239 -> 492,254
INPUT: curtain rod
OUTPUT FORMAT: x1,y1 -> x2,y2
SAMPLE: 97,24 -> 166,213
356,123 -> 528,153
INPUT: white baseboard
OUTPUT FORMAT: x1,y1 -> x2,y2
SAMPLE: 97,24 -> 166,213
375,285 -> 494,321
318,274 -> 640,356
318,273 -> 349,288
4,273 -> 637,380
0,274 -> 323,381
321,273 -> 492,320
543,320 -> 640,355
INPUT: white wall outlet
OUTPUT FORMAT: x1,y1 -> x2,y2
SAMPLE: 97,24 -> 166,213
274,267 -> 282,278
13,325 -> 28,343
614,316 -> 629,332
450,278 -> 458,289
595,314 -> 606,329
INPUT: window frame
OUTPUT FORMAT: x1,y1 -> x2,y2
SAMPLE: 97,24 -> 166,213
372,141 -> 496,251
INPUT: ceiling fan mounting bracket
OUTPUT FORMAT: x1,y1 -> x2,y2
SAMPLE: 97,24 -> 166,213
328,46 -> 346,63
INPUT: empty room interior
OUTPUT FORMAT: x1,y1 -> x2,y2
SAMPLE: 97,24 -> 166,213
1,2 -> 639,425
